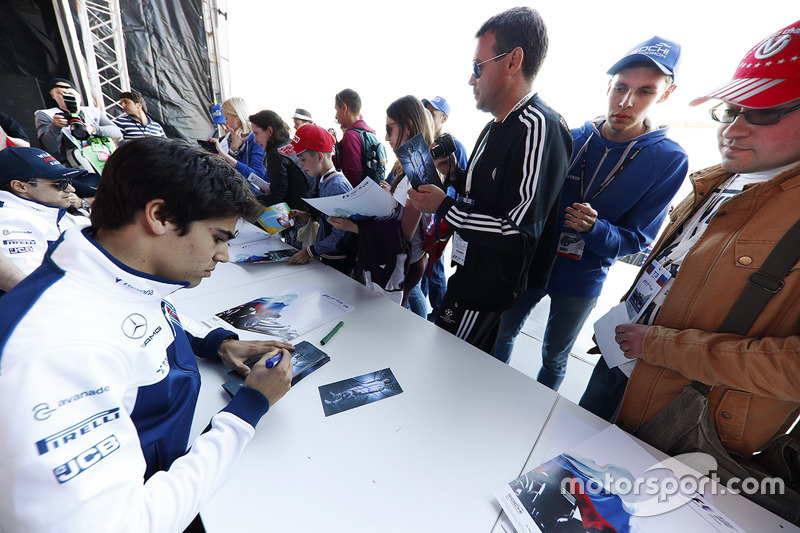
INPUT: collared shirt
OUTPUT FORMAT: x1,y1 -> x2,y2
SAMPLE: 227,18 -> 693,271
113,113 -> 167,144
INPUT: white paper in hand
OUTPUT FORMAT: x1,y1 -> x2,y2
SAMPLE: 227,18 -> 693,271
593,302 -> 636,376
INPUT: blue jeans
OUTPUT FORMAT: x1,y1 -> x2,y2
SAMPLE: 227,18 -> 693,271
578,357 -> 629,422
406,282 -> 427,318
494,288 -> 597,391
420,256 -> 447,322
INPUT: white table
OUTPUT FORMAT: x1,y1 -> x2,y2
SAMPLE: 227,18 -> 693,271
174,260 -> 560,532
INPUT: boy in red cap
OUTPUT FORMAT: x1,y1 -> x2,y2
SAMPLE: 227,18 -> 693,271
286,124 -> 357,276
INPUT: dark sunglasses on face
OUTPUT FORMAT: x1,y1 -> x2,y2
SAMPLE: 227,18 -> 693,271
472,50 -> 512,79
26,177 -> 74,191
386,123 -> 398,137
710,102 -> 800,126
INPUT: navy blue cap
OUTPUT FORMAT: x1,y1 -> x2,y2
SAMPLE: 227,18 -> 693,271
211,103 -> 226,124
49,77 -> 76,91
422,96 -> 451,116
0,147 -> 87,184
607,36 -> 681,77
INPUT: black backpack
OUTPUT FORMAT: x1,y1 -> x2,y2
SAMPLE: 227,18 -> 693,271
352,128 -> 387,183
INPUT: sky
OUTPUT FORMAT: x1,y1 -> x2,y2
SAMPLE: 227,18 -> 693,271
225,0 -> 796,172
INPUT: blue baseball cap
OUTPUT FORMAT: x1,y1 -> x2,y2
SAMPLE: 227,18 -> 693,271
0,147 -> 87,184
422,96 -> 450,116
211,103 -> 226,124
606,36 -> 681,77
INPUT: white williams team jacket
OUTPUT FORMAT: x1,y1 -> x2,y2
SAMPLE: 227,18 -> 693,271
0,190 -> 88,275
0,226 -> 271,532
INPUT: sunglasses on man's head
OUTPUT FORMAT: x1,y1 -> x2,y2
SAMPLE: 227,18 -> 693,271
26,177 -> 74,191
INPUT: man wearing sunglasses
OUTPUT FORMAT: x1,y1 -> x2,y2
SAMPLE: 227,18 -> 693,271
0,147 -> 89,277
580,21 -> 800,469
409,7 -> 572,354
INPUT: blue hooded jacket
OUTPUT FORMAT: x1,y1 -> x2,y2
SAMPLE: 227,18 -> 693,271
546,117 -> 688,298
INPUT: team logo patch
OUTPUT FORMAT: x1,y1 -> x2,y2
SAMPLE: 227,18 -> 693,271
53,435 -> 120,483
121,313 -> 148,339
36,408 -> 120,455
754,35 -> 791,60
278,144 -> 296,157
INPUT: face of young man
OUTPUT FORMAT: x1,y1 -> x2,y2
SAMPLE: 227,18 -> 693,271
14,178 -> 75,208
717,98 -> 800,174
603,66 -> 673,142
334,100 -> 348,127
155,216 -> 237,288
119,98 -> 142,116
293,118 -> 311,131
469,31 -> 509,117
297,151 -> 324,177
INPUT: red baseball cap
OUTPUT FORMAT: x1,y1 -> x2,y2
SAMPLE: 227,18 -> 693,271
290,124 -> 335,155
690,20 -> 800,108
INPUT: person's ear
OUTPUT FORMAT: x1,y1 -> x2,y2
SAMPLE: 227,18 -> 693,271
507,46 -> 524,77
142,199 -> 170,236
9,180 -> 28,194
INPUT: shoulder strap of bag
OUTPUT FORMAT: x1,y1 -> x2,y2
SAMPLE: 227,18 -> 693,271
693,216 -> 800,395
718,216 -> 800,335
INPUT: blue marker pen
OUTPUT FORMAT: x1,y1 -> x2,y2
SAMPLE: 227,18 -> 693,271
265,353 -> 283,369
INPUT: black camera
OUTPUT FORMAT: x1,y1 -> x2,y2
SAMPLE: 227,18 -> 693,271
429,133 -> 457,160
60,93 -> 90,141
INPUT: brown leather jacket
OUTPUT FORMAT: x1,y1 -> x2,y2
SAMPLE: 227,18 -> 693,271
616,163 -> 800,457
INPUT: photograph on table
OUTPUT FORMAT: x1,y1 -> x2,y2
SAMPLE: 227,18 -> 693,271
495,426 -> 743,533
204,283 -> 354,342
222,340 -> 331,397
319,368 -> 403,417
227,219 -> 298,264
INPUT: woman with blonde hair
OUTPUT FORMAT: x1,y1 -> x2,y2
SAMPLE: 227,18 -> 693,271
211,96 -> 267,180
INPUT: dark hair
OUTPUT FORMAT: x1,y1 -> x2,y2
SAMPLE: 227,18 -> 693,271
335,88 -> 362,116
476,7 -> 548,82
90,137 -> 261,234
118,91 -> 147,113
248,110 -> 291,152
386,95 -> 435,192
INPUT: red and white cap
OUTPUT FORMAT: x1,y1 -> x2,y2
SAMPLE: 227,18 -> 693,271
289,124 -> 335,155
690,20 -> 800,109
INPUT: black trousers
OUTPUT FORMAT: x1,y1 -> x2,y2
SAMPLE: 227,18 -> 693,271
434,291 -> 504,355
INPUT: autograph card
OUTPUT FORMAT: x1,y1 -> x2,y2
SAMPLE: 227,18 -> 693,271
222,341 -> 330,397
318,368 -> 403,417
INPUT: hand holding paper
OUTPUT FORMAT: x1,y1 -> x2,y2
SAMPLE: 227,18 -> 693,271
593,302 -> 636,377
615,324 -> 648,360
407,184 -> 445,214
